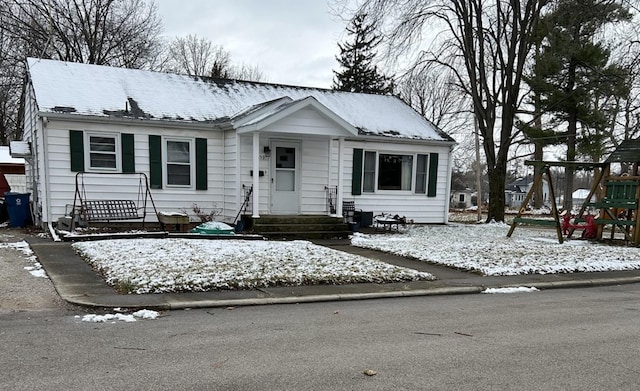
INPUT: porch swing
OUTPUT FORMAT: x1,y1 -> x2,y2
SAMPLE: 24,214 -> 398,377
69,172 -> 158,230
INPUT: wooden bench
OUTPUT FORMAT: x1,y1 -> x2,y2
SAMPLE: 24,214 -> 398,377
81,200 -> 140,221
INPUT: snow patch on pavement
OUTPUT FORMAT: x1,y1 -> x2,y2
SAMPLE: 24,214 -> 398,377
482,287 -> 540,294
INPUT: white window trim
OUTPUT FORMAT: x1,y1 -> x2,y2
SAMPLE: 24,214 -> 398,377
415,153 -> 430,195
163,137 -> 195,189
365,150 -> 427,194
84,131 -> 120,172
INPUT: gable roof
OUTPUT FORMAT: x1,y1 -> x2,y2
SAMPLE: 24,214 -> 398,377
26,58 -> 454,143
234,96 -> 359,136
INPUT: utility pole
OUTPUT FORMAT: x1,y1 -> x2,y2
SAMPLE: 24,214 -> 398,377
474,108 -> 482,222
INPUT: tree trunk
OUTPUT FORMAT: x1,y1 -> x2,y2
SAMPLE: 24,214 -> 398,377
486,165 -> 506,223
532,143 -> 544,208
563,109 -> 577,212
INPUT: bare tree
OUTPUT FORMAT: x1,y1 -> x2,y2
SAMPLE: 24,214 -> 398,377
358,0 -> 546,222
0,0 -> 164,142
167,34 -> 215,77
1,0 -> 163,68
166,35 -> 267,81
230,63 -> 267,82
398,62 -> 470,139
0,13 -> 23,143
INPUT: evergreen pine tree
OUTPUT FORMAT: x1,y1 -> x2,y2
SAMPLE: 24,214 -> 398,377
526,0 -> 631,210
333,13 -> 393,94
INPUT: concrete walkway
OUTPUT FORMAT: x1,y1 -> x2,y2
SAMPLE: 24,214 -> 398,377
26,236 -> 640,310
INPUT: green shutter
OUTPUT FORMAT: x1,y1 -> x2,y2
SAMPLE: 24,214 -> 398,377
351,148 -> 363,196
195,138 -> 208,190
121,133 -> 135,173
69,130 -> 84,172
149,135 -> 162,189
427,153 -> 439,197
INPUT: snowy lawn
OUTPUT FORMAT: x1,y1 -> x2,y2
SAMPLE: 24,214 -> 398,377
352,223 -> 640,276
73,239 -> 434,294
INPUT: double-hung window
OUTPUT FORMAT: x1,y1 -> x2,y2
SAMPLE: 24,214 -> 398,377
70,130 -> 134,173
415,154 -> 428,194
165,139 -> 192,186
87,132 -> 118,171
363,151 -> 376,192
148,135 -> 207,190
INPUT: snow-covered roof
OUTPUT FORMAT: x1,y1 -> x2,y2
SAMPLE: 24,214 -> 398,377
0,146 -> 24,164
572,189 -> 591,199
26,58 -> 454,142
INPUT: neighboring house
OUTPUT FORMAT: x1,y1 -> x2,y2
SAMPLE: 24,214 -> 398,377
450,190 -> 473,209
450,180 -> 473,209
505,177 -> 550,208
19,58 -> 456,229
572,188 -> 594,207
0,146 -> 26,193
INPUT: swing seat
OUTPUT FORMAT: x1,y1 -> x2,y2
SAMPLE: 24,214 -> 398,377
81,199 -> 140,221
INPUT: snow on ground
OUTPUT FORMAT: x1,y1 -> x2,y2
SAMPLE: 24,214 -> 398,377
352,223 -> 640,276
0,240 -> 48,278
482,287 -> 540,294
73,239 -> 434,294
77,309 -> 160,323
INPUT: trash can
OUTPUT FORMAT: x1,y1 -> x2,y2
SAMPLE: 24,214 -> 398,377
355,211 -> 373,227
4,192 -> 31,227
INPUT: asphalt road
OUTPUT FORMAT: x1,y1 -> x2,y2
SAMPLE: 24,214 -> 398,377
2,283 -> 640,390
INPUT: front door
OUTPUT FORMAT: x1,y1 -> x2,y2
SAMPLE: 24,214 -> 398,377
271,141 -> 300,214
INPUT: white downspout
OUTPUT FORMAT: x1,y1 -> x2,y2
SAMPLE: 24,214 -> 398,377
336,137 -> 345,218
251,132 -> 260,218
39,115 -> 60,242
40,116 -> 53,228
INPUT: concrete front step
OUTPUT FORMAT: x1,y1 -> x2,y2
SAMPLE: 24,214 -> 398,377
260,231 -> 352,240
247,215 -> 351,240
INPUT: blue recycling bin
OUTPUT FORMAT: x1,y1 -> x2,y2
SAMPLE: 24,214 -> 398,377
4,192 -> 31,227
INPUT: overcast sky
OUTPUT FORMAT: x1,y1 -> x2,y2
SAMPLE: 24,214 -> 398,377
156,0 -> 350,88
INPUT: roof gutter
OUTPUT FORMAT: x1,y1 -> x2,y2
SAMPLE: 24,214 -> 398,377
38,112 -> 225,131
348,134 -> 457,147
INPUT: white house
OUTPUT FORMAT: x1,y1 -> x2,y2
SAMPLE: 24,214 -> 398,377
505,177 -> 550,208
19,58 -> 456,230
572,188 -> 594,207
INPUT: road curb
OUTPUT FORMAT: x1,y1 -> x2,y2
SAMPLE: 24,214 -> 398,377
164,286 -> 485,310
55,276 -> 640,310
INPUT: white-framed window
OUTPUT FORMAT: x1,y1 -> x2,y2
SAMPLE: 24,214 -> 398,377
363,151 -> 376,192
415,154 -> 428,194
164,138 -> 193,187
354,149 -> 437,196
86,132 -> 119,171
378,153 -> 413,191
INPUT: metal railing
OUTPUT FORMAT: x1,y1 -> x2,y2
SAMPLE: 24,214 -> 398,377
234,184 -> 253,225
325,186 -> 337,215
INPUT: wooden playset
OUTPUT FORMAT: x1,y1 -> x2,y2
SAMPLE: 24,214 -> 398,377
507,139 -> 640,246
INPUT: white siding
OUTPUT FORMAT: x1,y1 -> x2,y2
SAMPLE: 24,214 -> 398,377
32,100 -> 451,226
222,130 -> 238,222
21,84 -> 46,224
238,135 -> 271,215
42,119 -> 225,224
299,138 -> 331,214
341,141 -> 451,224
